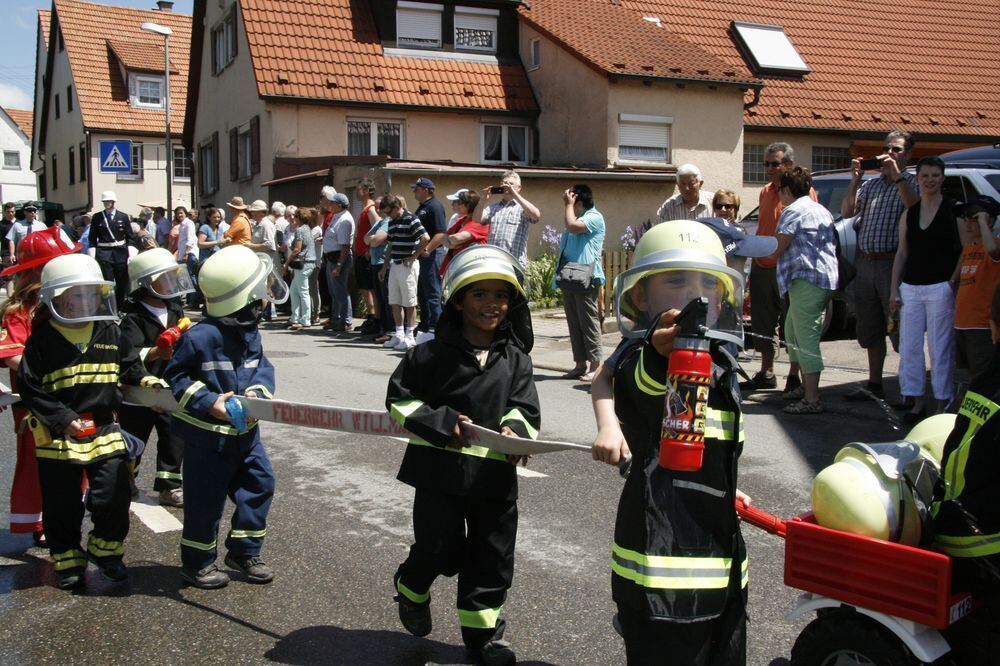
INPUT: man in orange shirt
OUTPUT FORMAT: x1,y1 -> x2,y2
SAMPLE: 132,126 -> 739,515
224,197 -> 252,246
743,142 -> 817,394
954,196 -> 1000,375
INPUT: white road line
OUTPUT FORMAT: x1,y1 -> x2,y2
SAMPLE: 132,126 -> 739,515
130,496 -> 183,533
516,466 -> 548,478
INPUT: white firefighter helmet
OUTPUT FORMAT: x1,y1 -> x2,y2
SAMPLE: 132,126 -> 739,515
811,437 -> 940,546
39,253 -> 118,324
441,245 -> 533,352
614,220 -> 745,345
127,247 -> 195,299
198,245 -> 288,317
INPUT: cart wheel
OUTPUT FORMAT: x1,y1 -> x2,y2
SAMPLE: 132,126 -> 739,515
791,609 -> 919,666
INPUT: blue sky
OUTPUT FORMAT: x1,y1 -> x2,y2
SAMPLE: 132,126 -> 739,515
0,0 -> 193,111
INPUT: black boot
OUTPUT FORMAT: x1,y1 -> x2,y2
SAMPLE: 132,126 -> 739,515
224,554 -> 274,584
470,640 -> 516,666
57,567 -> 85,590
181,564 -> 230,589
393,575 -> 432,637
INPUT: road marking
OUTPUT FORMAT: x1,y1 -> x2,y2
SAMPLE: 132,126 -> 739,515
516,466 -> 548,478
130,496 -> 183,533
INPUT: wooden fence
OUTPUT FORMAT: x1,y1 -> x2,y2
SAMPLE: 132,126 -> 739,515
598,250 -> 632,321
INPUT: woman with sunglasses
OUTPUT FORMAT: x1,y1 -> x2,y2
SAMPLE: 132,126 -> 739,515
712,190 -> 741,223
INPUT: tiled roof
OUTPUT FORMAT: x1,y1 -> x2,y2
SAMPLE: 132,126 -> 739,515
106,40 -> 179,74
3,108 -> 34,140
237,0 -> 537,114
39,9 -> 51,48
48,0 -> 191,136
526,0 -> 1000,137
519,0 -> 759,87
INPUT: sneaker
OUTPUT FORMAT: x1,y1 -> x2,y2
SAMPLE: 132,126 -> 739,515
739,371 -> 777,392
158,488 -> 184,508
383,334 -> 403,348
844,382 -> 885,402
471,640 -> 517,666
394,593 -> 432,637
57,567 -> 85,590
91,557 -> 129,582
180,564 -> 230,589
393,335 -> 416,351
414,330 -> 435,345
224,553 -> 274,584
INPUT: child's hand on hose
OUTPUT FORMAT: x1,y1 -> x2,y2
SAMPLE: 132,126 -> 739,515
209,391 -> 235,421
592,424 -> 631,466
450,414 -> 472,448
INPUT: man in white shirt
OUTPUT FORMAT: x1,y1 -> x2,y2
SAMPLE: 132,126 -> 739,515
247,199 -> 278,319
656,163 -> 715,222
6,204 -> 47,259
175,206 -> 199,308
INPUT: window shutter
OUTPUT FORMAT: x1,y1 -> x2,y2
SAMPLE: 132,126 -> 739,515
618,122 -> 670,149
211,131 -> 219,194
250,115 -> 260,175
211,27 -> 218,73
229,126 -> 238,181
397,7 -> 442,47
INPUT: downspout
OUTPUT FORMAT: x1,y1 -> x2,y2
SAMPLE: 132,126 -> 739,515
84,131 -> 92,214
743,85 -> 762,112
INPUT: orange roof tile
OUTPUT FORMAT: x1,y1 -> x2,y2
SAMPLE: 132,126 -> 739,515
39,9 -> 51,48
3,108 -> 34,140
525,0 -> 1000,137
106,39 -> 179,74
519,0 -> 759,87
48,0 -> 191,136
236,0 -> 537,114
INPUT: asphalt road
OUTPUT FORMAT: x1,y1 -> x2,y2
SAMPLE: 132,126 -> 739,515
0,322 -> 910,665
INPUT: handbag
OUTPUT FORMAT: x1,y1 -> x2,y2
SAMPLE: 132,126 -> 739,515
556,255 -> 596,292
288,258 -> 304,270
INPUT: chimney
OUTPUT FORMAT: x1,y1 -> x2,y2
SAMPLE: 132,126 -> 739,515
156,1 -> 173,11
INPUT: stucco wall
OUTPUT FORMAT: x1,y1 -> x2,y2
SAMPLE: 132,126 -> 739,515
88,132 -> 193,216
191,0 -> 269,207
520,26 -> 609,167
0,115 -> 38,202
41,32 -> 88,212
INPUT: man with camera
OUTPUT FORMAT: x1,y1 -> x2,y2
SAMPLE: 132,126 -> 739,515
482,170 -> 541,269
842,130 -> 920,402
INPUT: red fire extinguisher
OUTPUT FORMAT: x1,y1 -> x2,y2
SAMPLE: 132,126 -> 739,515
156,316 -> 192,353
659,298 -> 712,472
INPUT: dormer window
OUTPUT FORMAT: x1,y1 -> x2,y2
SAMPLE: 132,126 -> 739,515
130,74 -> 165,109
397,2 -> 443,49
455,7 -> 497,53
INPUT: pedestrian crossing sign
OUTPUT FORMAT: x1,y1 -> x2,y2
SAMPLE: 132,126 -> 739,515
98,140 -> 132,173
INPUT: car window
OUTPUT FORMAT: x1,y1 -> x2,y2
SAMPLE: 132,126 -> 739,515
984,173 -> 1000,195
813,178 -> 849,221
942,176 -> 974,202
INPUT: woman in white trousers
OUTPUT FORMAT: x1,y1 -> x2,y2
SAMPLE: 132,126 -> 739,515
890,157 -> 963,424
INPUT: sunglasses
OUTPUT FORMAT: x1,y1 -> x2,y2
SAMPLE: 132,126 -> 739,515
762,160 -> 783,168
714,203 -> 737,210
882,145 -> 905,154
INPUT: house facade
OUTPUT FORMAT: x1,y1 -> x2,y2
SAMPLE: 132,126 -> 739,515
34,0 -> 193,218
0,108 -> 38,203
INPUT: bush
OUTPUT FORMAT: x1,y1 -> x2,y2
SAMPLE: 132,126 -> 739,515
526,253 -> 562,309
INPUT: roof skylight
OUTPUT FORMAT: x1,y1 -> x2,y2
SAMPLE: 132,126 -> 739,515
730,22 -> 809,76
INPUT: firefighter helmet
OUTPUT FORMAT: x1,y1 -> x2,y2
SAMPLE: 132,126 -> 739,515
441,245 -> 532,352
39,253 -> 117,324
198,245 -> 288,317
0,226 -> 81,277
614,220 -> 744,345
127,247 -> 195,299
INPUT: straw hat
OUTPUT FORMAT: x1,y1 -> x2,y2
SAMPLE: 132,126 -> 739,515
226,196 -> 248,210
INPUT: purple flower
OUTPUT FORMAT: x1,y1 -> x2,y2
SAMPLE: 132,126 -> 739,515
540,224 -> 561,253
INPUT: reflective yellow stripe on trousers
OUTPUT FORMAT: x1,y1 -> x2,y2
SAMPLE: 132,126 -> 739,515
612,543 -> 735,590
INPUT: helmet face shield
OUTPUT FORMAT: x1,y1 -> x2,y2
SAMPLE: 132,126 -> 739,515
253,253 -> 289,305
615,263 -> 745,346
43,282 -> 117,324
139,264 -> 195,299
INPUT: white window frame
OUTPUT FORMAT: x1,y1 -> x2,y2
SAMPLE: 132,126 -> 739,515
131,74 -> 165,109
396,1 -> 443,49
118,142 -> 144,182
347,119 -> 404,158
481,124 -> 530,165
454,6 -> 498,53
617,113 -> 672,165
173,145 -> 192,182
2,151 -> 20,170
528,38 -> 541,70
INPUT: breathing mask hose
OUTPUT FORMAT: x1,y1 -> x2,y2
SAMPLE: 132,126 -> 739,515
659,298 -> 712,472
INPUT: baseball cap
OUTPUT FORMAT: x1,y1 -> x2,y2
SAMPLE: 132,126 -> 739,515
23,203 -> 38,211
697,217 -> 777,258
410,177 -> 435,190
331,193 -> 350,207
955,195 -> 1000,218
445,188 -> 469,201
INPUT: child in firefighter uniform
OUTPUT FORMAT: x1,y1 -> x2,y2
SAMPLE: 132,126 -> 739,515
0,227 -> 82,545
386,246 -> 540,666
164,244 -> 287,589
591,220 -> 751,665
17,253 -> 163,589
933,281 -> 1000,664
118,248 -> 194,507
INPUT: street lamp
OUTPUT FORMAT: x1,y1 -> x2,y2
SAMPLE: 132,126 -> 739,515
140,21 -> 174,211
